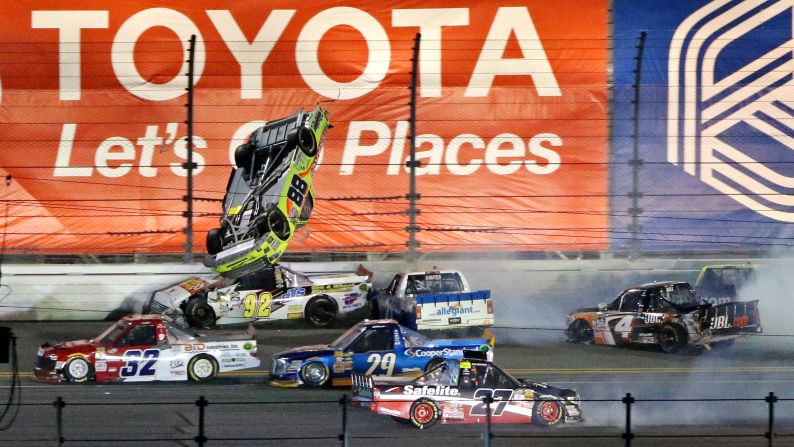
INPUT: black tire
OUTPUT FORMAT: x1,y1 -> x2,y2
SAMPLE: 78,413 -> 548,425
299,361 -> 329,387
298,191 -> 314,223
408,398 -> 439,429
185,295 -> 216,328
188,355 -> 217,382
566,319 -> 594,343
532,400 -> 564,427
305,296 -> 337,327
206,228 -> 224,255
63,357 -> 92,383
424,357 -> 446,373
263,206 -> 290,241
234,143 -> 253,170
288,127 -> 317,156
659,324 -> 687,354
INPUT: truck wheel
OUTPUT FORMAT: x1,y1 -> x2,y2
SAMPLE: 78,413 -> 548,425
305,297 -> 337,327
261,206 -> 290,241
566,319 -> 594,343
424,357 -> 445,372
300,361 -> 329,387
188,355 -> 217,382
63,357 -> 92,383
185,296 -> 216,328
409,398 -> 439,429
532,400 -> 564,426
659,324 -> 687,354
288,127 -> 317,156
234,143 -> 253,170
206,228 -> 224,255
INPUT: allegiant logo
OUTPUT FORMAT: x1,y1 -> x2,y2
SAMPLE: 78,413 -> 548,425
435,306 -> 475,317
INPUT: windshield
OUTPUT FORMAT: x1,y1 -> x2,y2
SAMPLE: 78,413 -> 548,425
400,326 -> 427,347
660,283 -> 704,308
94,322 -> 126,346
167,324 -> 196,343
329,324 -> 365,350
415,359 -> 459,386
279,265 -> 313,287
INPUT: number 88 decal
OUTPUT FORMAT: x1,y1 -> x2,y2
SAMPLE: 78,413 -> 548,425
286,175 -> 308,206
243,292 -> 272,319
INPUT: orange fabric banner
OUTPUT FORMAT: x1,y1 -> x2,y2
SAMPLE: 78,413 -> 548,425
0,0 -> 608,254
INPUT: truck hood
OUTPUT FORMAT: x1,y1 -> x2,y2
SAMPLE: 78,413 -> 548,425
517,379 -> 578,400
306,274 -> 370,286
39,339 -> 96,358
274,344 -> 335,360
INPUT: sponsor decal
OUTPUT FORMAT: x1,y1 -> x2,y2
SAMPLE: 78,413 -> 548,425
243,342 -> 254,351
343,293 -> 360,306
448,317 -> 462,324
287,312 -> 303,319
442,403 -> 465,420
311,283 -> 355,294
435,306 -> 475,317
668,0 -> 794,222
183,344 -> 205,352
180,278 -> 209,294
95,360 -> 107,372
377,406 -> 403,417
403,385 -> 460,396
643,313 -> 663,324
169,359 -> 185,368
405,348 -> 464,358
283,288 -> 306,299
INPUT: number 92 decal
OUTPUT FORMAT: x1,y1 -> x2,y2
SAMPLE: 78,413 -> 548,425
243,292 -> 272,319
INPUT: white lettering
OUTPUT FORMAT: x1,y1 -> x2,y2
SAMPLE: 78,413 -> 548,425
485,134 -> 524,175
388,121 -> 409,176
170,136 -> 207,176
95,137 -> 135,178
206,10 -> 295,100
465,7 -> 560,97
136,126 -> 163,178
392,8 -> 469,97
31,11 -> 109,101
53,124 -> 92,177
112,8 -> 205,101
446,134 -> 484,176
341,121 -> 392,175
410,135 -> 445,175
526,133 -> 562,175
296,7 -> 390,99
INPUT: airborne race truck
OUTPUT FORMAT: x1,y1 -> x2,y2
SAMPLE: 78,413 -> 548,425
370,269 -> 494,331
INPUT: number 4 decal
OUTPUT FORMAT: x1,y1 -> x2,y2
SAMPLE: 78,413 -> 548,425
614,315 -> 633,338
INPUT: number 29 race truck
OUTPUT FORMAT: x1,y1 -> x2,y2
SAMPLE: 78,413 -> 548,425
565,281 -> 762,353
370,269 -> 494,331
34,314 -> 260,383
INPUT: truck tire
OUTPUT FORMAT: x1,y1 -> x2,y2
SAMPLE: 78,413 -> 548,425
259,206 -> 290,241
305,296 -> 337,327
288,127 -> 317,157
63,357 -> 92,383
234,143 -> 253,170
185,295 -> 216,328
206,228 -> 224,255
408,398 -> 439,429
188,355 -> 217,382
659,324 -> 687,354
532,400 -> 564,426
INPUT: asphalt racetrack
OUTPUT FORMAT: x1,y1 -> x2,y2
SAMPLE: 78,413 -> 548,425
2,321 -> 794,446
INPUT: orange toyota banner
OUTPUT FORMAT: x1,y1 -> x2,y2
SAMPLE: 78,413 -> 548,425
0,0 -> 608,254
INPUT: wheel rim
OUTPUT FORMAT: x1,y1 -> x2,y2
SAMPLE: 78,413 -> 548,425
298,128 -> 315,154
413,403 -> 435,424
304,363 -> 327,384
268,211 -> 289,240
661,328 -> 677,348
309,301 -> 335,326
68,359 -> 88,379
539,401 -> 561,423
192,358 -> 214,379
575,321 -> 592,341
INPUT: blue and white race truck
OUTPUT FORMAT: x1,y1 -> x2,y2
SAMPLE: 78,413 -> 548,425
370,269 -> 494,330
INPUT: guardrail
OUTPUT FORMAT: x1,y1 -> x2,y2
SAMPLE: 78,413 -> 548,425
0,392 -> 790,446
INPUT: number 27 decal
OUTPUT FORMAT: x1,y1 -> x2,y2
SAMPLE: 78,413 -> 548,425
471,389 -> 514,416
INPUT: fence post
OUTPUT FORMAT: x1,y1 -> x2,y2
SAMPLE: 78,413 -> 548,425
195,395 -> 208,447
482,395 -> 493,447
622,393 -> 635,447
339,394 -> 350,447
53,396 -> 65,446
766,392 -> 777,447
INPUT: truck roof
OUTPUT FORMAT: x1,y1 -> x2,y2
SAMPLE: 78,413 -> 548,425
400,269 -> 463,276
120,314 -> 164,324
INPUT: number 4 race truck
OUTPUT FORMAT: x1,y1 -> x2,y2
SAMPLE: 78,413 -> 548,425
370,269 -> 493,331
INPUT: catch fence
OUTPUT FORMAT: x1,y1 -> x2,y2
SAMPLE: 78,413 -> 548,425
1,392 -> 793,446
